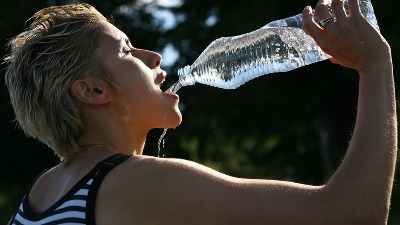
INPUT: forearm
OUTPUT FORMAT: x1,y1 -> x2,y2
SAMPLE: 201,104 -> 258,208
324,54 -> 397,223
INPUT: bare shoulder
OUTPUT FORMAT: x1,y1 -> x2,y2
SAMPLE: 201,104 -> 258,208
95,156 -> 234,225
99,155 -> 235,199
104,155 -> 233,185
96,155 -> 325,225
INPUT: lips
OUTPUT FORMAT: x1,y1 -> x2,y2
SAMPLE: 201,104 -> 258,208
155,71 -> 179,100
164,89 -> 179,100
156,71 -> 167,87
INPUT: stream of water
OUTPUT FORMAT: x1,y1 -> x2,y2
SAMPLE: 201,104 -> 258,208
157,81 -> 183,157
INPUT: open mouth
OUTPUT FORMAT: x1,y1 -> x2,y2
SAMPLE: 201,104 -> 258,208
157,71 -> 181,94
161,80 -> 177,92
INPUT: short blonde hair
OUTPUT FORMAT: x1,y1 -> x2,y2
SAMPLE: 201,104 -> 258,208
4,4 -> 115,162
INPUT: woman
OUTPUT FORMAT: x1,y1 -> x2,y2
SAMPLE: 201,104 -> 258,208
5,0 -> 396,224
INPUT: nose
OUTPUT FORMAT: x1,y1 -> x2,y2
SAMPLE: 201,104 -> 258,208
135,49 -> 162,69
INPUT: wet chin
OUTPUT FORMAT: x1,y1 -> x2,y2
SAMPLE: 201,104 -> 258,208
169,109 -> 182,129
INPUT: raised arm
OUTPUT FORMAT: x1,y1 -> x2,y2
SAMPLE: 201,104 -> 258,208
302,0 -> 397,223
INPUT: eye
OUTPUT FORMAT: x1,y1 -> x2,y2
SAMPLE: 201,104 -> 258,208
123,48 -> 132,55
122,38 -> 136,56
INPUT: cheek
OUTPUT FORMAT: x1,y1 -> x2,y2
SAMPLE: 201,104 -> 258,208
113,71 -> 145,94
123,79 -> 156,109
117,62 -> 153,86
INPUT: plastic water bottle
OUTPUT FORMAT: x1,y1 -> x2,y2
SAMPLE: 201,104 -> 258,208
175,0 -> 379,90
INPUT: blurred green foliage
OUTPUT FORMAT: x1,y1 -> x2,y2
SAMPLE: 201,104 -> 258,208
0,0 -> 398,224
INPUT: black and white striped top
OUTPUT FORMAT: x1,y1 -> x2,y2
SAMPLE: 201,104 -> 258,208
9,153 -> 130,225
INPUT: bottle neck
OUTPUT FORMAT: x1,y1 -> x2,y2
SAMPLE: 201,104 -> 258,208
177,65 -> 195,86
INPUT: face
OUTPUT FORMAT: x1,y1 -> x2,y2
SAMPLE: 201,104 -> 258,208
95,21 -> 181,130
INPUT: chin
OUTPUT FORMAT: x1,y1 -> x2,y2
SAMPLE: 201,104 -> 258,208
157,104 -> 182,129
168,110 -> 182,129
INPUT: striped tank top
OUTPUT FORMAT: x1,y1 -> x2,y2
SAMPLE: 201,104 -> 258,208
9,153 -> 130,225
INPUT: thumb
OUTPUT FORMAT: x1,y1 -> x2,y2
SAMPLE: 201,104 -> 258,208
329,57 -> 340,65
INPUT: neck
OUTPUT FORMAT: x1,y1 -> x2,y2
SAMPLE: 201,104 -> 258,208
77,121 -> 148,155
77,103 -> 152,155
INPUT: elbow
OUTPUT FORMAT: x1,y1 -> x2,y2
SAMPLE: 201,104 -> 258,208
347,206 -> 389,225
317,186 -> 390,225
335,202 -> 389,225
355,203 -> 390,225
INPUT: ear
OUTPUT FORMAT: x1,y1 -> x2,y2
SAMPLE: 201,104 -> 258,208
70,78 -> 110,105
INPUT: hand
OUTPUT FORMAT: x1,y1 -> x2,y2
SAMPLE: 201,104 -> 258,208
302,0 -> 391,72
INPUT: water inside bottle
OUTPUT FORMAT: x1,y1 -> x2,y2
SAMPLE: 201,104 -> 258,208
184,26 -> 330,89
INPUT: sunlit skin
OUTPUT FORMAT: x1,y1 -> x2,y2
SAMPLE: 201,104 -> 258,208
26,0 -> 396,224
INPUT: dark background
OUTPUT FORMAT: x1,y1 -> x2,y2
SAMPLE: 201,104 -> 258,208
0,0 -> 398,224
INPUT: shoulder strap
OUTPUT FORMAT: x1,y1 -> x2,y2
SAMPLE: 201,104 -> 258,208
86,153 -> 131,225
7,169 -> 48,225
98,153 -> 131,167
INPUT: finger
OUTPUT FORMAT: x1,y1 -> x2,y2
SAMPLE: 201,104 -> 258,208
348,0 -> 362,18
315,0 -> 335,28
331,0 -> 347,22
329,57 -> 340,65
302,6 -> 323,35
315,0 -> 332,20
